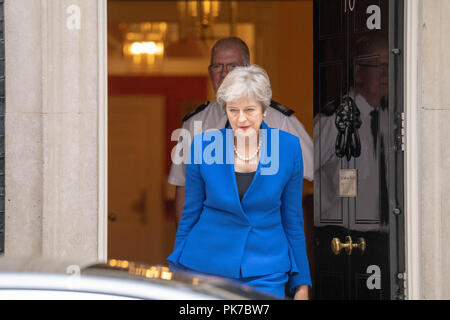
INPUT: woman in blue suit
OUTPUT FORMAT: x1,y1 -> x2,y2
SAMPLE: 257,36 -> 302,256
167,65 -> 311,299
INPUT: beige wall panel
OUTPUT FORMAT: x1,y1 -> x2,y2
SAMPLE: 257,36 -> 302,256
418,0 -> 450,299
4,0 -> 42,114
42,113 -> 98,260
5,113 -> 43,256
4,0 -> 105,264
421,0 -> 450,110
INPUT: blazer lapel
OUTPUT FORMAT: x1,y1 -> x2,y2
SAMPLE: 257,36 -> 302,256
225,121 -> 271,217
241,121 -> 272,203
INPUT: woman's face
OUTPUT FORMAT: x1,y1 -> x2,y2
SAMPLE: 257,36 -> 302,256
226,97 -> 265,138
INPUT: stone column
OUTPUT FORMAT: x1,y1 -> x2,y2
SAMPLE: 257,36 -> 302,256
419,0 -> 450,299
4,0 -> 107,264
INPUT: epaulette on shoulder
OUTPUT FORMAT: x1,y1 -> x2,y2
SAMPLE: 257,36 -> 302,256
270,100 -> 295,117
182,101 -> 210,122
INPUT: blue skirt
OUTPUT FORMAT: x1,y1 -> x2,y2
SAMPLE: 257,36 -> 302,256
169,262 -> 288,299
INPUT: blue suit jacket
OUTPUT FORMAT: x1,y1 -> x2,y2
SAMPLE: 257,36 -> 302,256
167,121 -> 311,291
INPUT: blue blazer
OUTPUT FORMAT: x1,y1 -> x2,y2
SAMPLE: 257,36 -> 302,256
167,121 -> 311,291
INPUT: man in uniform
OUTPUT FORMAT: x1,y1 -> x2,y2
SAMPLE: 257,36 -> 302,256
168,37 -> 313,224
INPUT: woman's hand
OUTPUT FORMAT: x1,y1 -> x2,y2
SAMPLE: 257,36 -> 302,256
293,285 -> 309,300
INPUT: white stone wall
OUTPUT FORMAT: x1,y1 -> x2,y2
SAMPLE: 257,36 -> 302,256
419,0 -> 450,299
4,0 -> 106,264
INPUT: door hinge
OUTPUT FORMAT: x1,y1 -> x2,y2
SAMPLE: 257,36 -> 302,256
394,112 -> 405,152
392,48 -> 402,56
396,272 -> 407,300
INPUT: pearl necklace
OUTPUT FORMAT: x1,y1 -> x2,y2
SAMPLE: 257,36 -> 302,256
234,138 -> 262,162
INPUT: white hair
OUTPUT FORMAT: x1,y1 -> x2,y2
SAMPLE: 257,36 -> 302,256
216,65 -> 272,112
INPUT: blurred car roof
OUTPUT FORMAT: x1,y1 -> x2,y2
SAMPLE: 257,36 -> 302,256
0,256 -> 278,300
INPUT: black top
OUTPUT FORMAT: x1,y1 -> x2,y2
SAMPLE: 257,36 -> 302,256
235,171 -> 256,201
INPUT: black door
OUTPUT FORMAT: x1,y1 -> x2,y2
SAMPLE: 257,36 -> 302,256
313,0 -> 405,300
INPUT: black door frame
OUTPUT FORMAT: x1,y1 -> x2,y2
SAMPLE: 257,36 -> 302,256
388,0 -> 406,300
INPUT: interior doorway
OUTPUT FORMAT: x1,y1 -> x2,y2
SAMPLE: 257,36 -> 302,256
106,0 -> 315,295
108,95 -> 166,264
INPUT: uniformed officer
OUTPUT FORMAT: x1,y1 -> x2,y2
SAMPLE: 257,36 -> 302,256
168,37 -> 313,223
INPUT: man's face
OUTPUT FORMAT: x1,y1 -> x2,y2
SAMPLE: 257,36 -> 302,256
209,46 -> 246,93
354,41 -> 389,108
